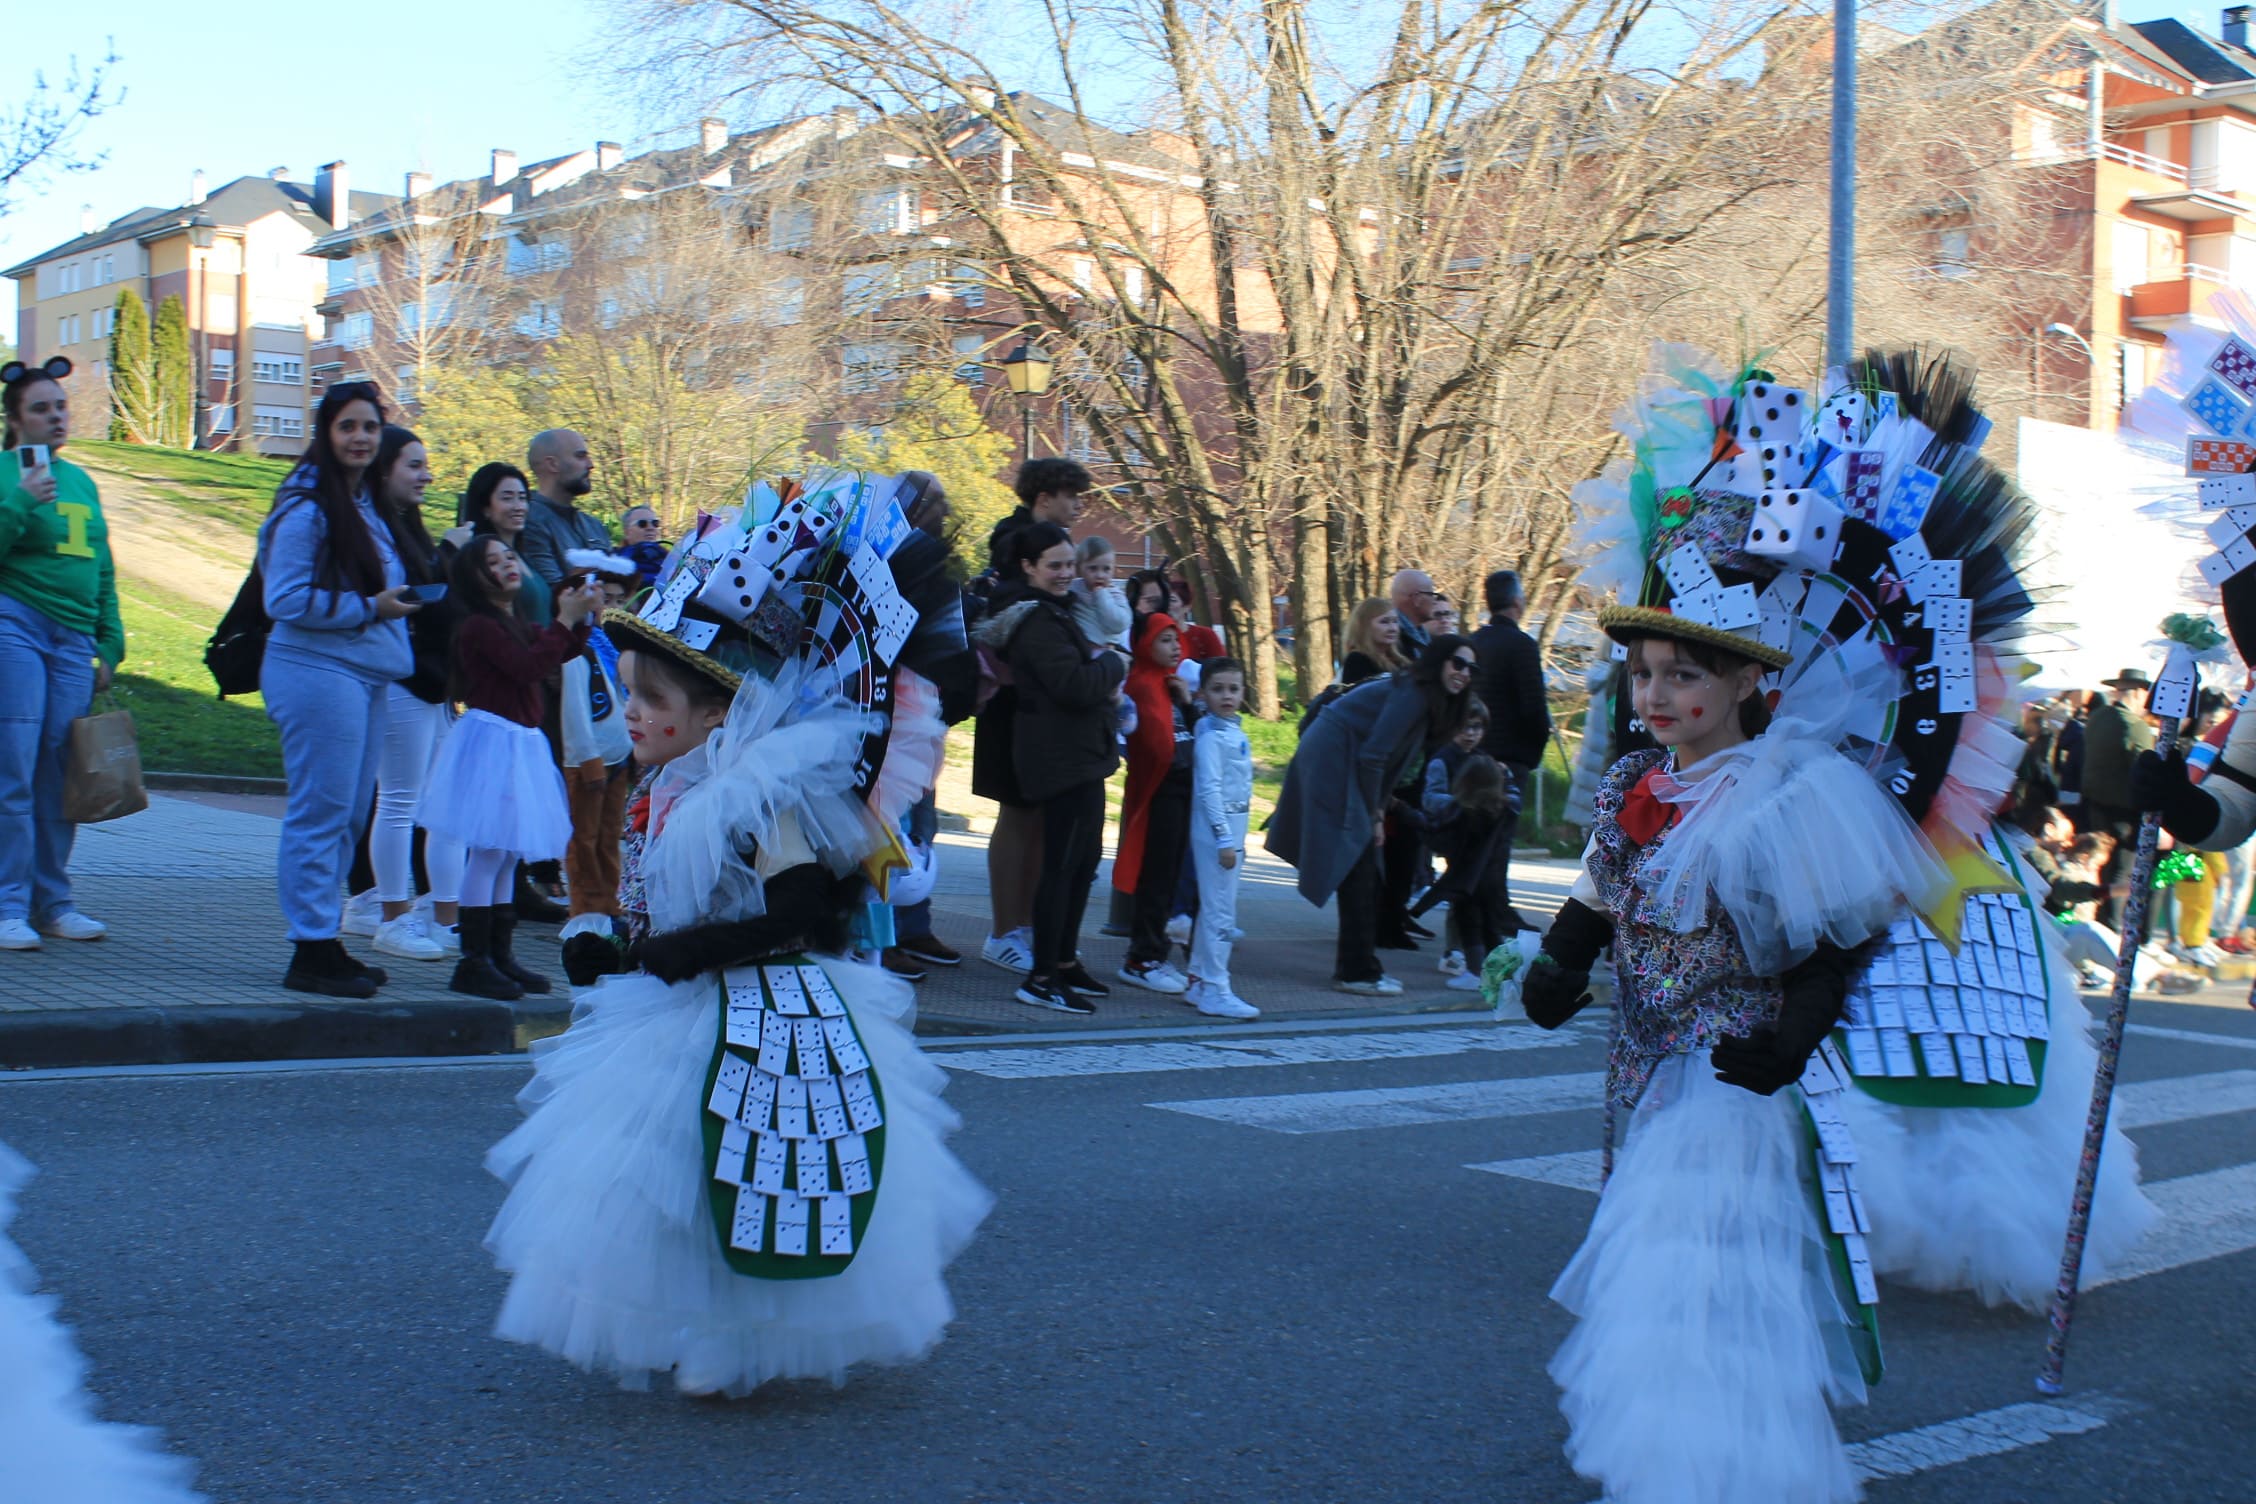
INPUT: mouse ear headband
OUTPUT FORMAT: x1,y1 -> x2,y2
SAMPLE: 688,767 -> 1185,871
0,355 -> 72,386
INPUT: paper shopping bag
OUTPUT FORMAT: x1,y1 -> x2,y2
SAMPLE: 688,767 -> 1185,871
62,705 -> 149,824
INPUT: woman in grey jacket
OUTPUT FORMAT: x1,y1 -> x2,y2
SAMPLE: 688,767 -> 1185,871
1267,634 -> 1475,994
255,382 -> 422,997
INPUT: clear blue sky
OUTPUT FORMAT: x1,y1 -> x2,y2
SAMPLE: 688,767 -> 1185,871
0,0 -> 2232,332
1,0 -> 665,324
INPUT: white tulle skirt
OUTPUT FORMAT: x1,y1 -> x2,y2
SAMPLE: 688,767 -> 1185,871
0,1142 -> 203,1504
417,709 -> 572,862
484,955 -> 991,1394
1550,1052 -> 1864,1504
1840,926 -> 2158,1312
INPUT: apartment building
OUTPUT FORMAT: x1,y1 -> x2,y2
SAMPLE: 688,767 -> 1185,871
2012,7 -> 2256,429
5,169 -> 394,456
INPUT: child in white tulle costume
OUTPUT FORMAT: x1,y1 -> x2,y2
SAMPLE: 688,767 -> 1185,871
484,609 -> 990,1396
0,1141 -> 203,1502
1522,622 -> 1945,1504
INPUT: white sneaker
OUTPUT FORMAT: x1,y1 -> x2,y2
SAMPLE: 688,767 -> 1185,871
1117,960 -> 1190,994
430,919 -> 461,956
36,910 -> 107,942
982,930 -> 1034,973
0,918 -> 40,951
341,890 -> 382,938
1189,982 -> 1260,1019
1334,975 -> 1404,997
1446,971 -> 1484,992
1164,913 -> 1193,948
1439,948 -> 1466,977
373,914 -> 447,961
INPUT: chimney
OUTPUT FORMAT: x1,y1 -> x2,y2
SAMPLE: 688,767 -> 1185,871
188,169 -> 207,206
405,170 -> 433,200
700,117 -> 728,155
492,148 -> 517,186
967,82 -> 997,109
597,140 -> 624,171
79,204 -> 95,234
315,160 -> 353,231
2229,7 -> 2252,49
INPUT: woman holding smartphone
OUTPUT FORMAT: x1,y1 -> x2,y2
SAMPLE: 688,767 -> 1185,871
0,357 -> 119,952
256,381 -> 422,998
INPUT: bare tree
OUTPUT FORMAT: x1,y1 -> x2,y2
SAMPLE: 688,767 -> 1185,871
0,42 -> 119,220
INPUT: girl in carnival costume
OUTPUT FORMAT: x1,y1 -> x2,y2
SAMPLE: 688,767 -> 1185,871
1525,347 -> 2158,1498
484,480 -> 989,1395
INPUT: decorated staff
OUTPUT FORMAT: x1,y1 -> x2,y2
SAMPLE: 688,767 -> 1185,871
2036,633 -> 2200,1396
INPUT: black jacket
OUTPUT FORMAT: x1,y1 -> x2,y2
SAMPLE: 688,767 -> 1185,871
1468,616 -> 1550,770
984,505 -> 1037,582
888,529 -> 978,724
980,595 -> 1124,803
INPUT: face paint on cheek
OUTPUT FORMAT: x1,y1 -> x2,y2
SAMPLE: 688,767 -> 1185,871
663,726 -> 677,738
1690,707 -> 1703,719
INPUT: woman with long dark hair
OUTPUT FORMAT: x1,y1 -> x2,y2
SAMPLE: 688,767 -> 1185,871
256,381 -> 422,997
0,357 -> 120,952
461,463 -> 551,626
360,424 -> 464,961
1266,633 -> 1476,994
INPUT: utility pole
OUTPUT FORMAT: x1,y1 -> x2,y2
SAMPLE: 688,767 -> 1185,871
1826,0 -> 1857,368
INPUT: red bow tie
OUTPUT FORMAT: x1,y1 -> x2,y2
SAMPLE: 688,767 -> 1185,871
1618,768 -> 1676,846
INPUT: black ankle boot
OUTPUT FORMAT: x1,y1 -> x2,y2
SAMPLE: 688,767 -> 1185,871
284,939 -> 377,999
489,907 -> 552,994
512,866 -> 568,925
330,938 -> 387,988
449,907 -> 525,1001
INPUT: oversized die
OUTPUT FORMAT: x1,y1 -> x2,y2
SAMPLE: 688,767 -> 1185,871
1746,488 -> 1844,570
1818,390 -> 1872,449
695,543 -> 774,622
1736,381 -> 1808,447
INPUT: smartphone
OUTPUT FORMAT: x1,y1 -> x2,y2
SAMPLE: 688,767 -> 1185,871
15,444 -> 49,471
401,583 -> 448,604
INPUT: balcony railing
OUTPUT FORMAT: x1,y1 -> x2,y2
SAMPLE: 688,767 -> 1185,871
2026,140 -> 2191,183
2127,264 -> 2237,325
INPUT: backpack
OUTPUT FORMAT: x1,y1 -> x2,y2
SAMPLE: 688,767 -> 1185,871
204,563 -> 270,698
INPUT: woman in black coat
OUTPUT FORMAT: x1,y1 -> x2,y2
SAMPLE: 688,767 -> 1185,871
974,522 -> 1127,1013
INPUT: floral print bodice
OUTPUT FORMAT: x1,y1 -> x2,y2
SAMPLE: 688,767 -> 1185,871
1588,749 -> 1782,1107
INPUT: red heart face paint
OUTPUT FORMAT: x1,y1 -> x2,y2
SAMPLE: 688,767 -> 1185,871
662,726 -> 677,737
1689,707 -> 1703,719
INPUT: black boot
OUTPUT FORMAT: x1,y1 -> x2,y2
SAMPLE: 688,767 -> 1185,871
449,907 -> 525,1001
512,865 -> 568,925
332,938 -> 388,988
489,907 -> 553,995
285,939 -> 376,999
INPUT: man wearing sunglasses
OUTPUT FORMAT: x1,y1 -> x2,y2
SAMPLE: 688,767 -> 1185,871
1390,568 -> 1441,657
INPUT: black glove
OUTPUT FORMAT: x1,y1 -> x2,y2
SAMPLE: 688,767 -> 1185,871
1521,898 -> 1616,1029
2129,748 -> 2221,844
1712,940 -> 1865,1096
637,865 -> 862,983
561,928 -> 631,987
1523,959 -> 1593,1030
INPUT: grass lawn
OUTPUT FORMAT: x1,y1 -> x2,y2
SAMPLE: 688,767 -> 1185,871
112,577 -> 281,779
71,440 -> 293,536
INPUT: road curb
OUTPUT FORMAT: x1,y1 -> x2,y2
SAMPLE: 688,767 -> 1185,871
0,989 -> 1495,1069
0,999 -> 568,1071
144,771 -> 291,796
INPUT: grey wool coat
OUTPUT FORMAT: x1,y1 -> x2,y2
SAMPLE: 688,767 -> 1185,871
1265,674 -> 1433,907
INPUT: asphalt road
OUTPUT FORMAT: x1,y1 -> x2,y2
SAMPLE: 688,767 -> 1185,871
4,999 -> 2255,1503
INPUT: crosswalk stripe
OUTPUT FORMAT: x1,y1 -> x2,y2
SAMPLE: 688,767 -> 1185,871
1575,1394 -> 2132,1501
1150,1073 -> 1606,1133
2126,1023 -> 2256,1052
2092,1162 -> 2256,1288
937,1023 -> 1592,1079
1465,1069 -> 2256,1193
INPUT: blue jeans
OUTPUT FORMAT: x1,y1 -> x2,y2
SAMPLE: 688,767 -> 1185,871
893,789 -> 940,941
263,650 -> 387,941
0,594 -> 97,922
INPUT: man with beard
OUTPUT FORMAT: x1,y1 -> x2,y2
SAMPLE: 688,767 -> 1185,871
517,429 -> 614,591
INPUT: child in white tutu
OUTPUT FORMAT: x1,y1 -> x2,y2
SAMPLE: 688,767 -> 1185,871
484,533 -> 989,1397
419,535 -> 602,1001
1524,614 -> 1944,1504
0,1141 -> 204,1503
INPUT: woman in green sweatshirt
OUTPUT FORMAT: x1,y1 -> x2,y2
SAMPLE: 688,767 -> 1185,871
0,357 -> 122,951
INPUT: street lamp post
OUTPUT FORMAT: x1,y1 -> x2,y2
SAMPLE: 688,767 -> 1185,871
2032,322 -> 2098,418
186,211 -> 216,450
1826,0 -> 1857,368
999,340 -> 1053,465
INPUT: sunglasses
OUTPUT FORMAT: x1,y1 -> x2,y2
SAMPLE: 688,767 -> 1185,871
1448,655 -> 1477,670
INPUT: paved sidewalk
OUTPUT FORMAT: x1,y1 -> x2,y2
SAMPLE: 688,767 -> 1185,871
0,793 -> 1579,1067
